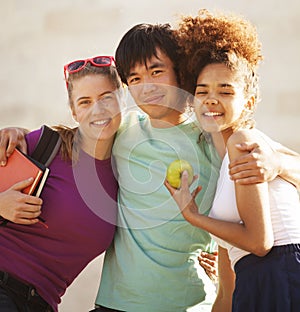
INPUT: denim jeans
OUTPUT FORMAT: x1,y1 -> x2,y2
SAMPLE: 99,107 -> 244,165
0,287 -> 19,311
0,285 -> 52,312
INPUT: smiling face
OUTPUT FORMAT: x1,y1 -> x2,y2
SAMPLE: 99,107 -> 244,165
126,49 -> 185,127
71,74 -> 121,148
194,63 -> 254,140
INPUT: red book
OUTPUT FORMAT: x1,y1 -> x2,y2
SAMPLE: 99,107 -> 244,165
0,149 -> 49,197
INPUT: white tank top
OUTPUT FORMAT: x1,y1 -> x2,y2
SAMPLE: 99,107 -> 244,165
209,151 -> 300,269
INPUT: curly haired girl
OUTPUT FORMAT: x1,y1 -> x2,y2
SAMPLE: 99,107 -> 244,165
166,9 -> 300,312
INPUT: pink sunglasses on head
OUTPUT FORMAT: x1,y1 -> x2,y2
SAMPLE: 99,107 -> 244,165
63,55 -> 115,88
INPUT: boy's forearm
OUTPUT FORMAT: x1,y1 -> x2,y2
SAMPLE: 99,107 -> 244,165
278,150 -> 300,190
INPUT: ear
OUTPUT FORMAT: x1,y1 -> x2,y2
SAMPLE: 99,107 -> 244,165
244,96 -> 255,111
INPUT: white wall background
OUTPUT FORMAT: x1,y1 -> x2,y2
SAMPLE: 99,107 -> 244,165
1,1 -> 299,311
1,0 -> 300,153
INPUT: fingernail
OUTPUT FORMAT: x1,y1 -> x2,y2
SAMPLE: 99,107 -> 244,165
0,161 -> 6,166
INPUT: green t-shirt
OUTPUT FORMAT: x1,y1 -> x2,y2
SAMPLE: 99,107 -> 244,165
95,112 -> 220,311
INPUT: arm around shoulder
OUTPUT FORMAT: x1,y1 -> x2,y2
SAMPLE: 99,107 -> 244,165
229,131 -> 300,189
0,127 -> 29,165
275,144 -> 300,190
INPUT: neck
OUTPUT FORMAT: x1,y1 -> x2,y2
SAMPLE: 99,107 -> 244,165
150,112 -> 188,128
211,128 -> 233,159
81,137 -> 114,160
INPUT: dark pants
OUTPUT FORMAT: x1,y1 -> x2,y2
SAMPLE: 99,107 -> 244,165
0,287 -> 19,311
233,244 -> 300,312
0,271 -> 53,312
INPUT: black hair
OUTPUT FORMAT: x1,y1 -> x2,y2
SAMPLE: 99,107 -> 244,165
115,23 -> 180,85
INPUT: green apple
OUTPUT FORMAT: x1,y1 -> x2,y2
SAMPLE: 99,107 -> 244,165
166,159 -> 194,189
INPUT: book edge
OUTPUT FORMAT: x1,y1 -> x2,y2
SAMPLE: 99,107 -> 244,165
35,168 -> 50,197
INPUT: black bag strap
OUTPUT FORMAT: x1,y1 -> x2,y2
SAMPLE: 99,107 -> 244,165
31,125 -> 61,166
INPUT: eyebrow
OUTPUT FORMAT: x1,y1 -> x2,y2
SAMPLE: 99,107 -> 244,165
196,83 -> 234,88
76,96 -> 89,102
76,91 -> 113,102
148,61 -> 166,70
220,83 -> 234,88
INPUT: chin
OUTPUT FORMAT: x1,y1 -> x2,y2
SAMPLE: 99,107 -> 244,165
90,127 -> 115,141
141,104 -> 167,113
202,125 -> 220,133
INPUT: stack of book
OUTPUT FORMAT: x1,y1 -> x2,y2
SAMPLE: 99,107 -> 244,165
0,149 -> 49,197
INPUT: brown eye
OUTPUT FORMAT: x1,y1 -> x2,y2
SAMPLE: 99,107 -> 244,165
152,70 -> 162,76
78,100 -> 91,106
128,77 -> 140,85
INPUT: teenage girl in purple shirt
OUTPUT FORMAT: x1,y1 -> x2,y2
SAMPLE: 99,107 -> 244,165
0,56 -> 122,311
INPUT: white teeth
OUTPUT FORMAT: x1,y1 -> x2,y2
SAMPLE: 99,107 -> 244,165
204,112 -> 222,117
92,120 -> 109,125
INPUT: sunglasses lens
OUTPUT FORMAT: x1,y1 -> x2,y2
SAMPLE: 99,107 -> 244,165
67,60 -> 85,72
93,56 -> 112,65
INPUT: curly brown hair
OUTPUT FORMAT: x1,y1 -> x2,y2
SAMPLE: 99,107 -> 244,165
174,9 -> 263,96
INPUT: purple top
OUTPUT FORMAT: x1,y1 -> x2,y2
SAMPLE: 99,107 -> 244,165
0,128 -> 118,311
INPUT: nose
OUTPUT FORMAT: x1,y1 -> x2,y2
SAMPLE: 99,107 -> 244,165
204,98 -> 218,105
92,100 -> 106,114
141,82 -> 157,94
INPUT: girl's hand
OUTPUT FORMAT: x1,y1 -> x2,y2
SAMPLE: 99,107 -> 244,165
164,170 -> 202,220
0,179 -> 43,225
